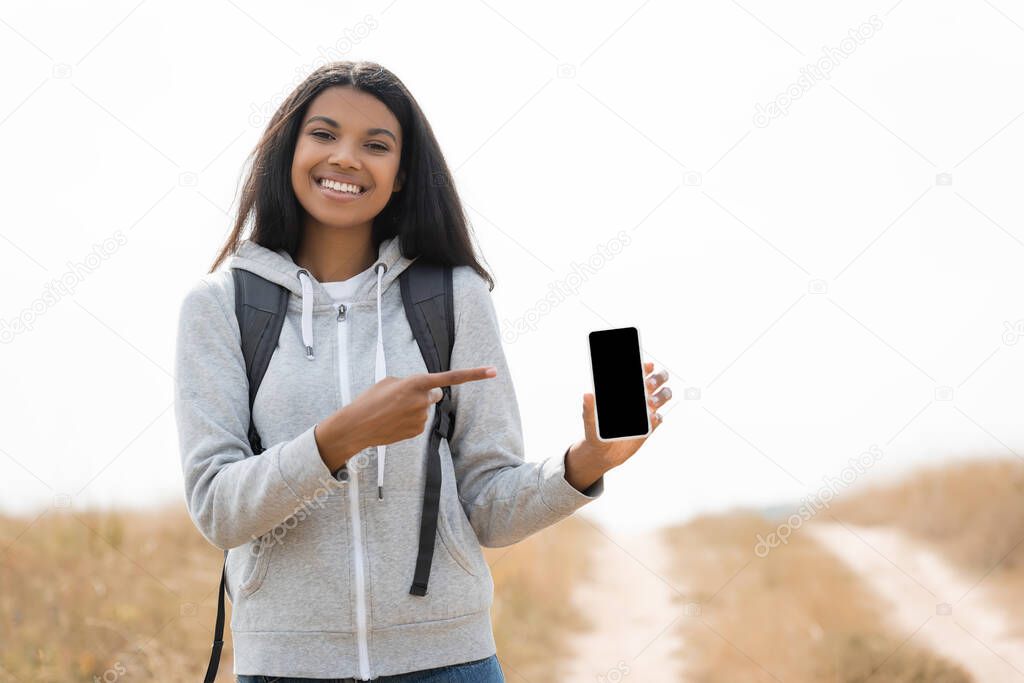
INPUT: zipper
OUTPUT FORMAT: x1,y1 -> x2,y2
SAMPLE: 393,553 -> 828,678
336,300 -> 371,679
349,454 -> 372,679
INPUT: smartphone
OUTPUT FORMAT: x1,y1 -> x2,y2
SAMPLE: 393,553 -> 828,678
587,326 -> 652,441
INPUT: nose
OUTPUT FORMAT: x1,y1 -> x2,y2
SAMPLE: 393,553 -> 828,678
327,139 -> 362,169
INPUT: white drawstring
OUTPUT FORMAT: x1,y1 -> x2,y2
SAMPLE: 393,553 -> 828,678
374,261 -> 387,500
297,270 -> 315,360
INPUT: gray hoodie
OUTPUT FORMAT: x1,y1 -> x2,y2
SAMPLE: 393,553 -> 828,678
173,236 -> 605,679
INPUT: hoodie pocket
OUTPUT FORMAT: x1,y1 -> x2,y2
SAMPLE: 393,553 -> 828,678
437,497 -> 481,578
239,534 -> 275,597
231,501 -> 355,633
436,438 -> 488,579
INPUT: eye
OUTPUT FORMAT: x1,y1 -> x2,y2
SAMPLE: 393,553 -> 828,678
310,131 -> 388,152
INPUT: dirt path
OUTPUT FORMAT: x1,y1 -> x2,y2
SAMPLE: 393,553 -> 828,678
806,521 -> 1024,682
561,527 -> 689,682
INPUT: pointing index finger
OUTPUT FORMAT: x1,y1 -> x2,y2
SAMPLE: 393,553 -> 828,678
413,366 -> 498,389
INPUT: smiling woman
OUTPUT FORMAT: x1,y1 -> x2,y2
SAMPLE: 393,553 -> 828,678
174,57 -> 667,683
172,56 -> 633,683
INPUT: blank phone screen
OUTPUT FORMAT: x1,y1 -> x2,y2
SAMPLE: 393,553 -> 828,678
589,327 -> 650,439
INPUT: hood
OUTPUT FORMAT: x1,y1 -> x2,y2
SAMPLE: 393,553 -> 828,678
229,235 -> 417,309
228,235 -> 418,500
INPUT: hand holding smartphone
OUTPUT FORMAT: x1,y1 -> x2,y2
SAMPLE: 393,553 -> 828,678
587,326 -> 652,441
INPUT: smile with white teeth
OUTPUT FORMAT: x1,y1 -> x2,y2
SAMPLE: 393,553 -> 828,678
318,178 -> 365,195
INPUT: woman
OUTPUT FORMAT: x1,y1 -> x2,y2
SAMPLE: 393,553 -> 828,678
173,60 -> 672,682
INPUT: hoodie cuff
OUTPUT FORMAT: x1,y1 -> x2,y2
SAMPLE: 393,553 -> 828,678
538,446 -> 605,516
276,423 -> 335,501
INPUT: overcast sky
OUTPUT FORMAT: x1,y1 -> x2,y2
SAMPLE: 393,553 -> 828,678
2,0 -> 1023,535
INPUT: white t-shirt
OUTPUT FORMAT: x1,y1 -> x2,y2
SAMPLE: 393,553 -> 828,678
322,263 -> 376,304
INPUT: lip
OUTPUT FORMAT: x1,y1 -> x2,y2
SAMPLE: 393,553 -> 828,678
314,176 -> 369,203
315,172 -> 368,189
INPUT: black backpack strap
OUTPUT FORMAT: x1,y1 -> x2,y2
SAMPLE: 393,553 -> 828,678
202,269 -> 289,683
400,261 -> 456,596
204,548 -> 228,683
232,268 -> 290,455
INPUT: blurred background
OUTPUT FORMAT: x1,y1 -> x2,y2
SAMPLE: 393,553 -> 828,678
2,0 -> 1023,681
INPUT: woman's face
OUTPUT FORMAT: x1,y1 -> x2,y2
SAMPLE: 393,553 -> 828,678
291,85 -> 404,232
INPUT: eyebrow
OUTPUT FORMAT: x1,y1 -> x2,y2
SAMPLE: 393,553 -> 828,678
304,115 -> 397,143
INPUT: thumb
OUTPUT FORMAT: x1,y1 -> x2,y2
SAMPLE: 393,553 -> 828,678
582,393 -> 597,442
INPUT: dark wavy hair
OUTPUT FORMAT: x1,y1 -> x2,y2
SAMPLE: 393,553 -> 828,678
209,60 -> 494,290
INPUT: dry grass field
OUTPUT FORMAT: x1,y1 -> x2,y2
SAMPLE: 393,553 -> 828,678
5,457 -> 1023,682
829,455 -> 1024,640
660,511 -> 972,682
0,504 -> 595,682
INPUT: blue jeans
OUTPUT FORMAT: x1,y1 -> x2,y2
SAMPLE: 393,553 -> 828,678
236,653 -> 505,682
